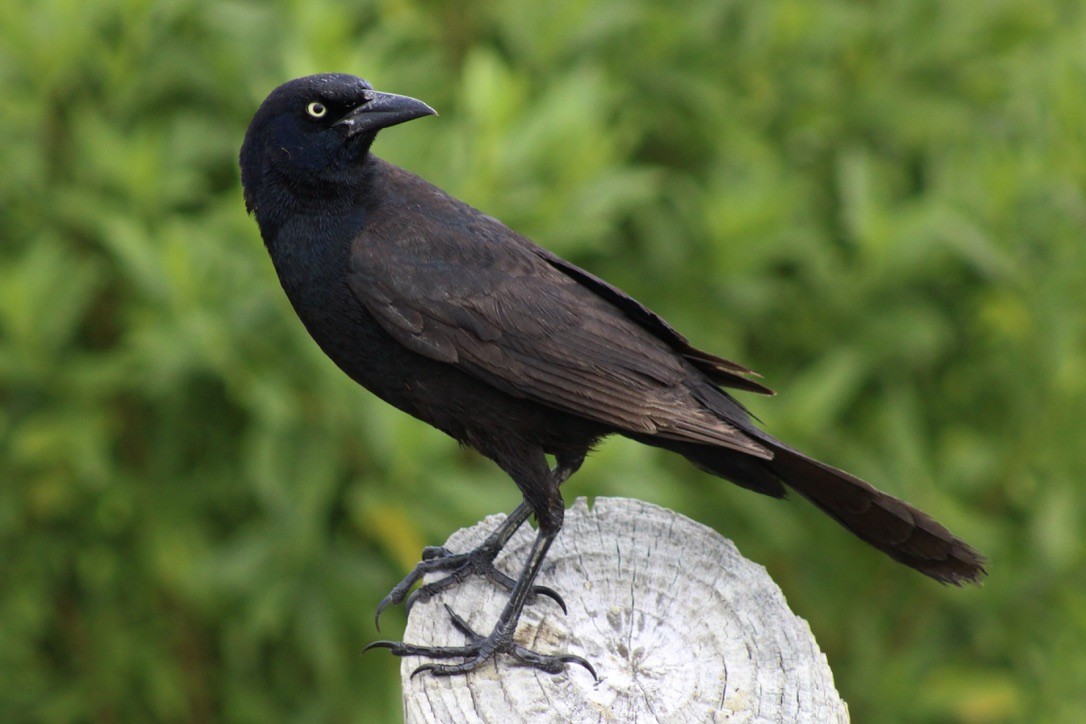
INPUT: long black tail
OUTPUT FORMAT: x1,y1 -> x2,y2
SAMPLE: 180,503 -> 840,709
679,437 -> 986,585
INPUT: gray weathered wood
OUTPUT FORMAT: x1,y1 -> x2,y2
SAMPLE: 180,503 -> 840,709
400,496 -> 848,723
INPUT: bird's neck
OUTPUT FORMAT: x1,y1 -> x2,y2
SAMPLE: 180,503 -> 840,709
253,153 -> 381,243
256,158 -> 382,319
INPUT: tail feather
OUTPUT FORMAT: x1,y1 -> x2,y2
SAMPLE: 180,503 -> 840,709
768,442 -> 986,584
684,435 -> 987,584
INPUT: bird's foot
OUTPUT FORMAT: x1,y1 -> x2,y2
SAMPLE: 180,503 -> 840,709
366,604 -> 596,679
375,543 -> 565,629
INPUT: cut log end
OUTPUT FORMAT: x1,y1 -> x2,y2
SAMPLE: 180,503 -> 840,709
399,496 -> 849,723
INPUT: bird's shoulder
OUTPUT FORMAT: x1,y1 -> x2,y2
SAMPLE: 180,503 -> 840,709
355,159 -> 555,277
350,158 -> 586,326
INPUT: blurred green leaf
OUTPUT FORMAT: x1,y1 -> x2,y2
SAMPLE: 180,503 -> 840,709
3,0 -> 1085,721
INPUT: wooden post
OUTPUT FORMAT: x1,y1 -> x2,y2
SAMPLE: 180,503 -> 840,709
399,497 -> 848,722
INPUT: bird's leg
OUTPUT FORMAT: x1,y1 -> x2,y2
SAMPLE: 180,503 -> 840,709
375,500 -> 563,629
375,455 -> 585,628
366,521 -> 595,678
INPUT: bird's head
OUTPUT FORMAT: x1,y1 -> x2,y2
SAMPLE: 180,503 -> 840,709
239,74 -> 436,219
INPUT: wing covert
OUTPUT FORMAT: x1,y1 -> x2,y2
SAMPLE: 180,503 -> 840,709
347,218 -> 770,458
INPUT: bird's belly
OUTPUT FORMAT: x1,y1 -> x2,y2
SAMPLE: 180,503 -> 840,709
293,290 -> 601,451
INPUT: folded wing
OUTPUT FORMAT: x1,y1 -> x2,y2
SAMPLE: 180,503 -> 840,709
348,219 -> 769,459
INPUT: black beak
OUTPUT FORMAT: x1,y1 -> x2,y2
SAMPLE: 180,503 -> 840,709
335,90 -> 437,136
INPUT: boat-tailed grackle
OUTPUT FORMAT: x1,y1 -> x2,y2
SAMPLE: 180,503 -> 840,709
240,74 -> 985,678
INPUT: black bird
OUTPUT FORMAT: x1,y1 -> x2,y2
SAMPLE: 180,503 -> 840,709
240,74 -> 985,677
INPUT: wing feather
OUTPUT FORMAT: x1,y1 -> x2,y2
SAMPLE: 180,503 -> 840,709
348,209 -> 770,458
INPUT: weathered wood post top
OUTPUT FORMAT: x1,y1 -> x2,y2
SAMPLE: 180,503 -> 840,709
399,496 -> 848,722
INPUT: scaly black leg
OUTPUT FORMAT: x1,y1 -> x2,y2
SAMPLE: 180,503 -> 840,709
366,524 -> 596,679
374,500 -> 565,629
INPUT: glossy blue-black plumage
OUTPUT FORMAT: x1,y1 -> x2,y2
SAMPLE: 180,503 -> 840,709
239,73 -> 985,676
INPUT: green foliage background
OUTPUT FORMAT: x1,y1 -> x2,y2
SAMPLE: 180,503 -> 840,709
3,0 -> 1085,721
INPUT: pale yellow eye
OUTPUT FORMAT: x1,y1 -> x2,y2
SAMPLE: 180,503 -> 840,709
306,101 -> 327,118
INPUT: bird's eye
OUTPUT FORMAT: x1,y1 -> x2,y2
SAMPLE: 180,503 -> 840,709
306,102 -> 328,119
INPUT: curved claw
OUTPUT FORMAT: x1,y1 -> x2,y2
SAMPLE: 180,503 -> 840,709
530,585 -> 567,614
363,639 -> 399,654
410,660 -> 489,678
442,604 -> 478,640
557,653 -> 598,681
508,644 -> 597,678
375,560 -> 434,631
409,663 -> 437,679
